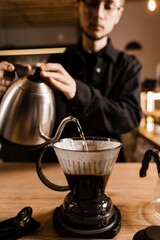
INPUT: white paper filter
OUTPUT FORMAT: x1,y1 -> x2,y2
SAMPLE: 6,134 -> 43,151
54,139 -> 121,175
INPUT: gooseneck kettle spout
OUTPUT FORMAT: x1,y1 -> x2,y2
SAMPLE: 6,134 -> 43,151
39,116 -> 78,144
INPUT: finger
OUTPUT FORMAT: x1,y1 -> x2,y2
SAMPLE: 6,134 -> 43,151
38,63 -> 64,73
48,77 -> 75,100
0,85 -> 8,94
0,79 -> 12,87
21,64 -> 32,72
36,62 -> 43,67
0,61 -> 15,72
0,69 -> 14,79
0,71 -> 3,78
41,71 -> 68,85
48,77 -> 68,92
0,70 -> 17,81
36,62 -> 46,70
14,64 -> 32,77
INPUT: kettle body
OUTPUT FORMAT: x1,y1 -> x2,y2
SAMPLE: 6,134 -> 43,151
0,72 -> 55,146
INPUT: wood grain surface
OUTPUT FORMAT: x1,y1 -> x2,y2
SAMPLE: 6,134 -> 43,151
0,162 -> 159,240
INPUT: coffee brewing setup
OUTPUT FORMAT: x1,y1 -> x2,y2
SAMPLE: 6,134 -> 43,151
0,67 -> 122,238
36,137 -> 122,238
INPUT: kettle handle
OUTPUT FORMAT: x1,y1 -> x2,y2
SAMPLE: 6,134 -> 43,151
36,144 -> 69,191
140,149 -> 160,178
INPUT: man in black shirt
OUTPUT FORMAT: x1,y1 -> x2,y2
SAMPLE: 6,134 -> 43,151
0,0 -> 142,162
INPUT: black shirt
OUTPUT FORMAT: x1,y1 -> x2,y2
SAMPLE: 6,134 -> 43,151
48,38 -> 142,162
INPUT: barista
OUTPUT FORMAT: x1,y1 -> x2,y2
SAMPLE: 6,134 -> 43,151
0,0 -> 142,162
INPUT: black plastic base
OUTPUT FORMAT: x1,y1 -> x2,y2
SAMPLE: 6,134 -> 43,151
133,226 -> 160,240
53,205 -> 121,239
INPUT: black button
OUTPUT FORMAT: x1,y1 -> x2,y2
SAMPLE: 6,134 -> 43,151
96,67 -> 101,73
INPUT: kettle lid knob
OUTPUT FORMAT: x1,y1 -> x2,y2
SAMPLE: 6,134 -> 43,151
28,67 -> 43,83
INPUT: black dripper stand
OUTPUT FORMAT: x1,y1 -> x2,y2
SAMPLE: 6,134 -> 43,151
53,195 -> 121,239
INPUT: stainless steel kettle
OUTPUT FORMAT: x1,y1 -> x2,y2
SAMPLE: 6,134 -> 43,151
0,67 -> 55,146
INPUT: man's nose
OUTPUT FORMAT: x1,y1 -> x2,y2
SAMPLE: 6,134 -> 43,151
93,3 -> 106,18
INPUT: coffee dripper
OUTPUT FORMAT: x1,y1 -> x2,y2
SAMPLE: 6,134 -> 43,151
36,131 -> 122,238
140,149 -> 160,219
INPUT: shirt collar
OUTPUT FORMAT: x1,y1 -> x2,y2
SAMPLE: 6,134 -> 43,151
76,38 -> 119,62
103,38 -> 119,62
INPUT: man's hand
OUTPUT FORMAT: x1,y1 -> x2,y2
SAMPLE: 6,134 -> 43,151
0,61 -> 32,95
37,63 -> 77,100
0,61 -> 15,94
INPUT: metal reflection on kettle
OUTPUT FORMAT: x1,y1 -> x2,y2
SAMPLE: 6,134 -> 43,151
0,67 -> 56,146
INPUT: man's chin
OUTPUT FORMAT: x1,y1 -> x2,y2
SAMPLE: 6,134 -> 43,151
83,31 -> 104,41
81,26 -> 107,41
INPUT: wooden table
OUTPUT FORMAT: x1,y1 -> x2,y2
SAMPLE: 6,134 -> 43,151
0,162 -> 159,240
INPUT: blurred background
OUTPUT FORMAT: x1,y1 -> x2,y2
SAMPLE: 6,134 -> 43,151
0,0 -> 160,161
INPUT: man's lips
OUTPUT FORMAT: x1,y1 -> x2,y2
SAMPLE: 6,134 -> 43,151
89,23 -> 104,30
